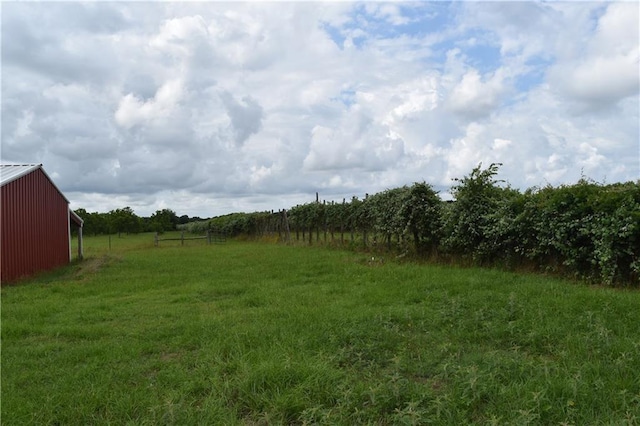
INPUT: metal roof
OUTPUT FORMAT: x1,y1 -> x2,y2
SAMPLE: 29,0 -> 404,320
69,208 -> 84,226
0,164 -> 42,187
1,164 -> 84,226
1,163 -> 75,205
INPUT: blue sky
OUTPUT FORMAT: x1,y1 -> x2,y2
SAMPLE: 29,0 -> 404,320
2,1 -> 638,217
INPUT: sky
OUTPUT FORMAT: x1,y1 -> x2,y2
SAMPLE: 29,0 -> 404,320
2,1 -> 639,218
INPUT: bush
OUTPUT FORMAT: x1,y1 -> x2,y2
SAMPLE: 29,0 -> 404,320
199,165 -> 639,286
442,163 -> 512,263
400,182 -> 442,254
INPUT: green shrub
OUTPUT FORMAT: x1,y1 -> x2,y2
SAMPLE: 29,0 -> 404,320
400,182 -> 443,254
200,165 -> 639,286
442,163 -> 512,263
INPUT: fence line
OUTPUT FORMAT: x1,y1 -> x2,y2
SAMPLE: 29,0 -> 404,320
154,230 -> 226,246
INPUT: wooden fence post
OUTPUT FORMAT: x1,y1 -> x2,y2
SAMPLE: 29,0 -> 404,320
78,226 -> 84,260
282,209 -> 291,243
342,198 -> 346,245
323,200 -> 327,243
181,231 -> 184,246
154,232 -> 159,247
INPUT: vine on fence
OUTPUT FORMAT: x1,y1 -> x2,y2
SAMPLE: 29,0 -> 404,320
183,164 -> 639,286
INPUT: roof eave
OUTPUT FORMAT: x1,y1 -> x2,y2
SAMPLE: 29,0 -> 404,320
69,209 -> 84,227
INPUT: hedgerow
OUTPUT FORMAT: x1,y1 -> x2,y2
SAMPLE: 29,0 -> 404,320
521,179 -> 639,285
197,164 -> 639,286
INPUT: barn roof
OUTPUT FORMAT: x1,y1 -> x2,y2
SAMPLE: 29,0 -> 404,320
1,164 -> 83,227
0,163 -> 69,202
0,164 -> 42,187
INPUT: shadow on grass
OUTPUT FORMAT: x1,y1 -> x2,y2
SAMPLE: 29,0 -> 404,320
2,254 -> 122,287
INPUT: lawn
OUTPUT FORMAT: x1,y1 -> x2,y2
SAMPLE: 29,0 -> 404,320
2,233 -> 639,424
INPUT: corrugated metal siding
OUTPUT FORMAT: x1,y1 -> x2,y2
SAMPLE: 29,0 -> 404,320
1,168 -> 70,283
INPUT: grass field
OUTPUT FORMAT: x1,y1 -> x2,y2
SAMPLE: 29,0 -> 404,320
2,233 -> 640,424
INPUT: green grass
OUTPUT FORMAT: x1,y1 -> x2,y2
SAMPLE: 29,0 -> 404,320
2,233 -> 640,424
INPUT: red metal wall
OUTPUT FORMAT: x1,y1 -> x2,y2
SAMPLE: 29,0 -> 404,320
1,168 -> 70,283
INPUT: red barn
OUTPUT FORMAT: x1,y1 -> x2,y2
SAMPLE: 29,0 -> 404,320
1,164 -> 84,283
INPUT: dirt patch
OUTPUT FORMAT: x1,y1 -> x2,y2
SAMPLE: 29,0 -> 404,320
160,352 -> 183,362
73,254 -> 121,281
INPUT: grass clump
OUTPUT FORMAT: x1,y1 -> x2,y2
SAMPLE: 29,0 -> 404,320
2,233 -> 640,424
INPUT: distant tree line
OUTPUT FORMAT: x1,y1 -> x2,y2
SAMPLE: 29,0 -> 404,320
74,208 -> 208,236
186,164 -> 639,286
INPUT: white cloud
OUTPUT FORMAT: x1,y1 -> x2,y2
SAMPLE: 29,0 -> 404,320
150,15 -> 209,53
303,103 -> 405,174
115,79 -> 184,129
549,2 -> 640,106
578,142 -> 607,171
564,53 -> 639,104
14,110 -> 34,138
364,3 -> 411,26
1,2 -> 637,217
446,68 -> 507,119
493,138 -> 512,151
444,122 -> 488,183
220,92 -> 264,146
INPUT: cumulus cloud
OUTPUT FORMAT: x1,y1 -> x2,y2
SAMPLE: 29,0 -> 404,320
303,103 -> 405,173
1,2 -> 637,217
446,68 -> 507,119
115,79 -> 184,129
220,92 -> 264,146
549,2 -> 640,107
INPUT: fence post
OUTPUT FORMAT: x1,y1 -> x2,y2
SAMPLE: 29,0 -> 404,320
207,229 -> 211,245
77,226 -> 84,260
341,198 -> 346,245
181,231 -> 184,246
154,232 -> 159,247
282,209 -> 291,244
323,200 -> 327,243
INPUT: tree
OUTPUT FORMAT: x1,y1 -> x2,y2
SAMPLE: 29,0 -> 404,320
109,207 -> 141,236
75,208 -> 112,235
149,209 -> 178,233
